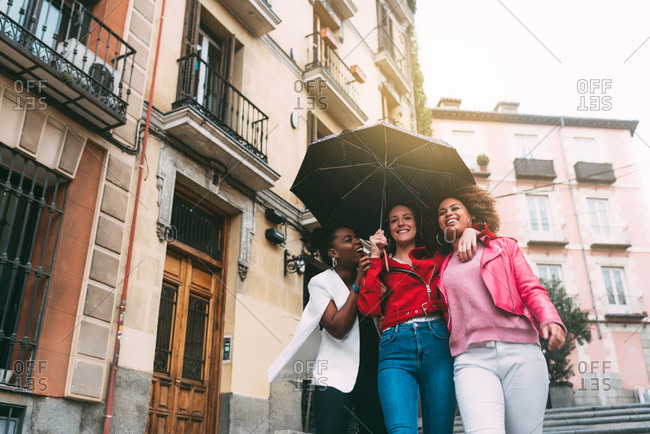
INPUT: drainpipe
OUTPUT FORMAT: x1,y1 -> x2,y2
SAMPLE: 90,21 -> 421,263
102,0 -> 167,430
557,117 -> 602,339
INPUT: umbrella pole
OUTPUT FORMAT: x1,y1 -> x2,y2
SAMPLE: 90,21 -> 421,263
381,170 -> 390,270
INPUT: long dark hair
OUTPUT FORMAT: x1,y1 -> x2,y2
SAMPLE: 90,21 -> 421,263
383,201 -> 425,255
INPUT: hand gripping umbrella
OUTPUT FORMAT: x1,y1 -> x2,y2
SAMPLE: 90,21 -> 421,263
291,122 -> 476,242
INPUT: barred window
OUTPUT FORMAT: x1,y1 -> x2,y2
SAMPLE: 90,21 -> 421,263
0,145 -> 68,390
170,194 -> 224,261
0,403 -> 25,433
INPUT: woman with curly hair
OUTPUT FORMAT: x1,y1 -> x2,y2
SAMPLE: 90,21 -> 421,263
434,184 -> 566,434
358,201 -> 491,434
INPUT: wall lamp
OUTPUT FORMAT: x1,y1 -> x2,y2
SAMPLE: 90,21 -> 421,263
284,250 -> 305,275
284,250 -> 319,276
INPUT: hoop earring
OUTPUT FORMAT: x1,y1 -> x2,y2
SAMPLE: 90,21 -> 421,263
331,257 -> 338,268
436,233 -> 445,247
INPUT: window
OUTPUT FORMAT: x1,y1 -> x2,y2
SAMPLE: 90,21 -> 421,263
306,111 -> 332,145
527,195 -> 551,233
516,134 -> 538,159
601,267 -> 628,308
538,264 -> 563,284
196,32 -> 225,109
452,130 -> 477,170
574,137 -> 597,162
170,194 -> 225,261
0,145 -> 68,390
0,0 -> 66,45
587,198 -> 611,234
380,90 -> 400,126
0,404 -> 25,433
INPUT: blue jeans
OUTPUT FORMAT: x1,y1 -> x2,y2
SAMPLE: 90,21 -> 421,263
377,319 -> 456,434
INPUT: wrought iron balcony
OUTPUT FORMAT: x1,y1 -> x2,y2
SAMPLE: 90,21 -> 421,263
172,53 -> 269,163
305,32 -> 360,104
0,0 -> 135,129
574,161 -> 616,184
513,158 -> 557,180
303,32 -> 367,127
375,27 -> 410,94
161,53 -> 278,192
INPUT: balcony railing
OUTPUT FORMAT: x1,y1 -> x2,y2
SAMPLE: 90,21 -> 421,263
513,158 -> 557,180
377,27 -> 409,78
0,0 -> 135,127
305,32 -> 360,105
574,162 -> 616,184
173,53 -> 269,162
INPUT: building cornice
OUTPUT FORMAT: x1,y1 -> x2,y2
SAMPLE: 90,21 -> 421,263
431,108 -> 639,136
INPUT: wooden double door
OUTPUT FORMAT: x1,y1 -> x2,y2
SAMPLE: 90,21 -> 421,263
147,249 -> 225,433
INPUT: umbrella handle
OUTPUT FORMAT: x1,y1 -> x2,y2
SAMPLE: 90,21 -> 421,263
382,248 -> 389,271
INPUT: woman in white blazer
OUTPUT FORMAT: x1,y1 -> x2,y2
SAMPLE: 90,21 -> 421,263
268,226 -> 387,433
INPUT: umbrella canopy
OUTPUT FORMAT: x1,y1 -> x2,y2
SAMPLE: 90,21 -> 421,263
291,122 -> 476,240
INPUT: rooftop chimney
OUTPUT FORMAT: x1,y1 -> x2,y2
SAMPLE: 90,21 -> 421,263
493,101 -> 520,113
437,97 -> 462,109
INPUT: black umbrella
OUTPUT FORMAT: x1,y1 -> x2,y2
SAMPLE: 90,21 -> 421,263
291,122 -> 475,240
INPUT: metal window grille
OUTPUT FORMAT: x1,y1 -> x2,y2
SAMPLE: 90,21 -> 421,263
0,145 -> 68,390
181,295 -> 208,382
152,283 -> 178,375
0,403 -> 25,434
170,195 -> 224,261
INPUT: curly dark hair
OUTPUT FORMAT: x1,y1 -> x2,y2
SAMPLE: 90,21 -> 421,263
424,184 -> 500,253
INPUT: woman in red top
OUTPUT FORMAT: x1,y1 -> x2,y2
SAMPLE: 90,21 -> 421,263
358,202 -> 485,434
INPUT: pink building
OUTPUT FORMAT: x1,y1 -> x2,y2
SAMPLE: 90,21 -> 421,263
431,98 -> 650,405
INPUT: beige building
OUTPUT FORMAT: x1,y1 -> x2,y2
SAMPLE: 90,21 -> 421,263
142,1 -> 417,432
0,0 -> 418,432
431,98 -> 650,406
0,0 -> 155,429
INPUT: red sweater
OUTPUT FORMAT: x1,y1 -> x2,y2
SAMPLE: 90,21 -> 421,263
358,246 -> 447,332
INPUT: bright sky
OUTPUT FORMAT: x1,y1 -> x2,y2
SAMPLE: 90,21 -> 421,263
414,1 -> 650,208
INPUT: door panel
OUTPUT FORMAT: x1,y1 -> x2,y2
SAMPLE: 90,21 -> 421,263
148,252 -> 223,433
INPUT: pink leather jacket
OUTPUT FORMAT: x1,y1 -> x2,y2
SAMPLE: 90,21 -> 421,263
438,234 -> 566,335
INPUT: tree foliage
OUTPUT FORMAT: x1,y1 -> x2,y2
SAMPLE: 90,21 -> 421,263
407,0 -> 417,13
539,277 -> 592,385
409,26 -> 431,136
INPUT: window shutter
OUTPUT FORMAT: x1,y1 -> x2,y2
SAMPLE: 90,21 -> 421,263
306,111 -> 317,145
181,0 -> 201,57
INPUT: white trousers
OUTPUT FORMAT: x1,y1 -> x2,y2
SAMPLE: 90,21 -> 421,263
454,341 -> 549,434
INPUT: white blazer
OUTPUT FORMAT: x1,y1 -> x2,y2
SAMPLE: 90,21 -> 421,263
267,269 -> 360,393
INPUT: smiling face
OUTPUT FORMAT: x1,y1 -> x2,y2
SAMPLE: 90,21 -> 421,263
438,198 -> 472,237
389,205 -> 417,247
328,227 -> 364,268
